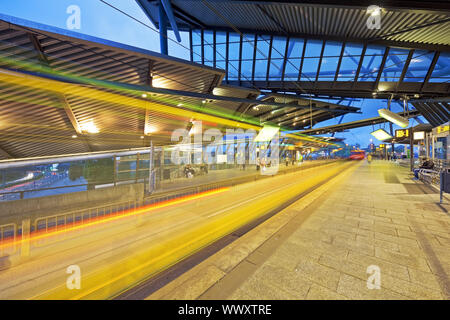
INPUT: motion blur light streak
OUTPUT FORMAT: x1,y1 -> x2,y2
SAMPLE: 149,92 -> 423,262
26,161 -> 357,300
0,187 -> 230,250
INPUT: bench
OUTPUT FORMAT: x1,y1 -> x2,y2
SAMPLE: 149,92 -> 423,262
418,168 -> 440,186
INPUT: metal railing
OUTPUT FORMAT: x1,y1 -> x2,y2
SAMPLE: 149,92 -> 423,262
0,159 -> 338,254
0,223 -> 17,257
34,199 -> 143,234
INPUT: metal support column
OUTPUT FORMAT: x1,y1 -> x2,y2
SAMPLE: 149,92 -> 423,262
410,127 -> 414,172
158,1 -> 168,55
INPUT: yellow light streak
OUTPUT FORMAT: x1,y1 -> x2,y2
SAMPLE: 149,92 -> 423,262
30,161 -> 359,300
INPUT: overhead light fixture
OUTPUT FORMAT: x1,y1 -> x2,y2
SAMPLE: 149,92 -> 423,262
140,136 -> 144,139
80,120 -> 99,134
202,100 -> 206,104
151,78 -> 164,88
378,109 -> 409,128
144,125 -> 157,135
71,135 -> 77,138
177,103 -> 183,107
371,128 -> 392,141
254,125 -> 280,142
141,93 -> 147,98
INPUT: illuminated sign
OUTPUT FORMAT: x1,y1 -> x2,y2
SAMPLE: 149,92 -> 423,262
436,125 -> 449,134
379,144 -> 385,148
395,129 -> 409,138
413,131 -> 425,140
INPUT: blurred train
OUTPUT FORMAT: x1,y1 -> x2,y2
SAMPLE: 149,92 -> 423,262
349,150 -> 365,160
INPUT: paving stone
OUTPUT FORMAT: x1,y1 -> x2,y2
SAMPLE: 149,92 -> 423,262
336,274 -> 408,300
375,247 -> 431,273
305,284 -> 348,300
294,258 -> 341,291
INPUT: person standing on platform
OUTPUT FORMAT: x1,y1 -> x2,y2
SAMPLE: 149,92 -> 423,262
367,154 -> 372,164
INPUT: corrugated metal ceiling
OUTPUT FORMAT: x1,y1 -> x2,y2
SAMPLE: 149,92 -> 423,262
142,0 -> 450,48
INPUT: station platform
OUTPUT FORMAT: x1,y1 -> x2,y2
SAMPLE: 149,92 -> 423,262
155,160 -> 325,194
147,161 -> 450,300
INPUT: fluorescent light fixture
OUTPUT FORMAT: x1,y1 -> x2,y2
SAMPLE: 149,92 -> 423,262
413,131 -> 425,140
144,125 -> 157,135
371,129 -> 392,141
80,120 -> 99,134
378,109 -> 409,128
254,125 -> 280,142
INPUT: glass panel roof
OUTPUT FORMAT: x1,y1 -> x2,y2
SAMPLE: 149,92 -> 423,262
192,29 -> 449,84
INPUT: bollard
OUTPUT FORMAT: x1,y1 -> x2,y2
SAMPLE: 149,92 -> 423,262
21,218 -> 31,257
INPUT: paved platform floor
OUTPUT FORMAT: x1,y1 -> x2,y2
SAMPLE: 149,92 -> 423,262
148,160 -> 450,300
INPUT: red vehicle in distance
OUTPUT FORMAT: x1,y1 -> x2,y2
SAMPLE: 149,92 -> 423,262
349,150 -> 365,160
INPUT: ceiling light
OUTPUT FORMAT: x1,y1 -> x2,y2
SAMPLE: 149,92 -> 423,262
202,100 -> 206,104
177,103 -> 183,107
378,109 -> 409,128
140,136 -> 144,139
141,93 -> 147,98
145,125 -> 157,135
71,135 -> 77,138
80,120 -> 99,134
371,128 -> 392,141
254,126 -> 280,142
151,78 -> 164,88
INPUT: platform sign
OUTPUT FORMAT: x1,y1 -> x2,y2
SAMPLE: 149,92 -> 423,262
413,131 -> 425,140
380,144 -> 385,148
436,124 -> 449,134
395,129 -> 409,138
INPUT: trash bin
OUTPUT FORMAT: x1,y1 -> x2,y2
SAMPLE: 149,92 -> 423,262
441,169 -> 450,193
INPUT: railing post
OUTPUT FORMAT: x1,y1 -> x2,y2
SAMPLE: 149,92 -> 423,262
113,155 -> 117,186
21,218 -> 31,257
135,153 -> 140,184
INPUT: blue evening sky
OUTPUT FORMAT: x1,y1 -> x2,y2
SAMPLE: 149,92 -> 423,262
0,0 -> 419,147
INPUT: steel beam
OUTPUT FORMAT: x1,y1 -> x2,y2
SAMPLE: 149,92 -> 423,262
396,49 -> 414,91
421,51 -> 440,92
353,44 -> 367,88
